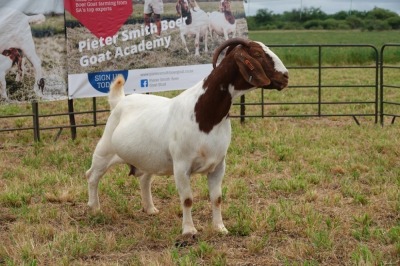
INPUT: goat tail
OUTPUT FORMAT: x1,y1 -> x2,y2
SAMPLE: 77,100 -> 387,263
108,75 -> 126,110
28,14 -> 46,24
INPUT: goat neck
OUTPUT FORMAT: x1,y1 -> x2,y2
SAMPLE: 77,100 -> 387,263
194,51 -> 246,134
176,0 -> 192,25
195,38 -> 289,134
222,1 -> 235,24
224,10 -> 235,25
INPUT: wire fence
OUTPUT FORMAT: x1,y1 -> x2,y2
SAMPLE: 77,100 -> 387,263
380,44 -> 400,126
231,44 -> 381,125
0,43 -> 399,142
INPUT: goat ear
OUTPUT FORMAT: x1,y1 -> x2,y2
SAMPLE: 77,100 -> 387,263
234,50 -> 271,87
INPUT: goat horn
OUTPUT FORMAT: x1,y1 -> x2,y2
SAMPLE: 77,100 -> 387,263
212,38 -> 251,68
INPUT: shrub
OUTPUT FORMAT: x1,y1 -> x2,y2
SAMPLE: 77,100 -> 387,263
363,19 -> 391,31
346,16 -> 364,29
322,18 -> 340,29
304,19 -> 323,29
386,16 -> 400,29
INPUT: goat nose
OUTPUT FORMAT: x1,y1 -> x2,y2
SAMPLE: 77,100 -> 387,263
283,72 -> 289,80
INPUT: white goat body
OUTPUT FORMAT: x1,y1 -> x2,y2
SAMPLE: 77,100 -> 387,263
86,38 -> 289,236
0,7 -> 45,98
111,86 -> 230,178
209,11 -> 236,40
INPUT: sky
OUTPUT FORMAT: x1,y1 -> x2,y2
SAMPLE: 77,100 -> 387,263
0,0 -> 398,16
243,0 -> 400,16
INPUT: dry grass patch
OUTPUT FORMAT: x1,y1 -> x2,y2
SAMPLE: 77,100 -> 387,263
0,117 -> 399,265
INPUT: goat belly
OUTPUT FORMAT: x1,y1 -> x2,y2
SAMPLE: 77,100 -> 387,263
111,131 -> 174,176
111,100 -> 172,175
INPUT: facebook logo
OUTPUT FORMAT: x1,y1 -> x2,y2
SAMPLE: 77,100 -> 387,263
140,79 -> 149,88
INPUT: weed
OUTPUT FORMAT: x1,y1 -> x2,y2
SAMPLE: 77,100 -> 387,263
227,202 -> 253,236
352,213 -> 373,241
351,244 -> 385,265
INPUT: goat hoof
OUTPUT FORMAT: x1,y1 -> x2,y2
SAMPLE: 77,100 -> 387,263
87,203 -> 101,213
214,224 -> 229,234
218,227 -> 229,235
143,206 -> 159,215
182,227 -> 198,237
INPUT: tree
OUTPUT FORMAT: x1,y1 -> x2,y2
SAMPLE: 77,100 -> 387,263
367,7 -> 398,20
386,16 -> 400,29
300,7 -> 327,21
254,9 -> 274,25
346,16 -> 364,29
333,11 -> 349,20
282,9 -> 302,22
248,6 -> 399,31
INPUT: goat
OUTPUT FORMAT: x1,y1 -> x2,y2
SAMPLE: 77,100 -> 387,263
86,38 -> 289,236
209,0 -> 236,40
2,48 -> 24,82
176,0 -> 209,56
0,48 -> 25,100
0,7 -> 45,97
0,54 -> 13,100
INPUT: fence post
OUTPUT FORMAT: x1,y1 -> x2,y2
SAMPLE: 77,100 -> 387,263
32,101 -> 40,142
68,99 -> 77,140
92,97 -> 97,126
240,95 -> 245,123
380,45 -> 385,126
318,46 -> 322,117
374,46 -> 379,124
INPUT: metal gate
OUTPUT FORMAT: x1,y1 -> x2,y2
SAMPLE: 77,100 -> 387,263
0,43 -> 399,142
380,44 -> 400,125
231,44 -> 380,125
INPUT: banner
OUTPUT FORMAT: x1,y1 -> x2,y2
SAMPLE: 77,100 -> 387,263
0,0 -> 248,103
65,0 -> 248,98
0,0 -> 66,103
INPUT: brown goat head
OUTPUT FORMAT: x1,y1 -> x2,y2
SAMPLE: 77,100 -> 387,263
213,38 -> 289,91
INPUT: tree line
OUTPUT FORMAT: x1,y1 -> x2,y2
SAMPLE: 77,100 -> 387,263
246,7 -> 400,31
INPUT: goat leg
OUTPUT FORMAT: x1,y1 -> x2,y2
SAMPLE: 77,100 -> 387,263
139,173 -> 159,214
174,164 -> 197,236
207,159 -> 228,234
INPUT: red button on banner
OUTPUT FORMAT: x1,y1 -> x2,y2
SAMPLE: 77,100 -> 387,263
64,0 -> 133,39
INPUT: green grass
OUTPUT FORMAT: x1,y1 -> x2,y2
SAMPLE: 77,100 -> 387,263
250,30 -> 399,47
250,30 -> 400,65
2,117 -> 399,265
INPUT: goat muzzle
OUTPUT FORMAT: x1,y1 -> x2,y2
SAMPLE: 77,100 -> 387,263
263,71 -> 289,91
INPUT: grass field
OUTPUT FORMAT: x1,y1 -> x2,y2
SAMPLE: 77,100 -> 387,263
0,29 -> 400,265
250,30 -> 400,65
1,118 -> 399,265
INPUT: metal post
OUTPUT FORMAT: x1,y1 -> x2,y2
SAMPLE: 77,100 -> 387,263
318,46 -> 322,117
92,97 -> 97,126
240,95 -> 246,123
68,99 -> 77,140
32,101 -> 40,142
380,45 -> 385,126
261,88 -> 265,118
374,46 -> 379,124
